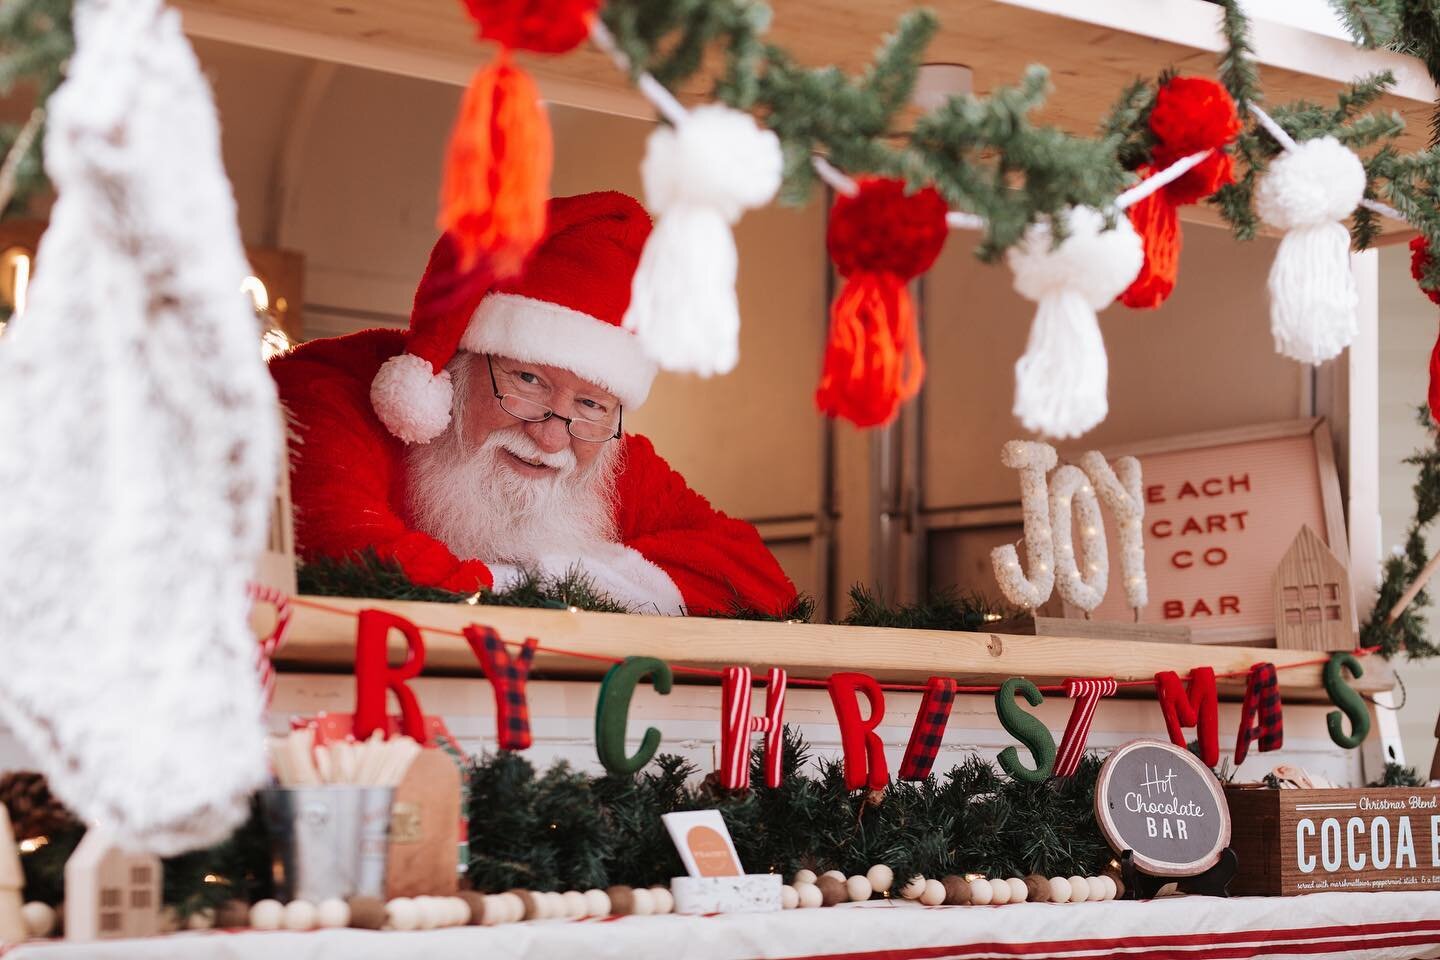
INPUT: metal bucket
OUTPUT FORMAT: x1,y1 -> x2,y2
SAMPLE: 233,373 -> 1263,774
261,786 -> 393,902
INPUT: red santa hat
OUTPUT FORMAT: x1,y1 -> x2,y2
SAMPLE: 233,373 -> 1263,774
370,190 -> 658,444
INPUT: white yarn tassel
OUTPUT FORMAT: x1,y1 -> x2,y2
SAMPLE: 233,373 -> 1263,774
1006,207 -> 1143,439
1255,136 -> 1366,365
624,104 -> 782,376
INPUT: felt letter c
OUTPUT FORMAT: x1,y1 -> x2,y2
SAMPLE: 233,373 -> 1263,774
595,656 -> 672,775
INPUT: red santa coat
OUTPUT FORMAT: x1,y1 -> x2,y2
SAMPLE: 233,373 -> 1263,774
271,328 -> 797,616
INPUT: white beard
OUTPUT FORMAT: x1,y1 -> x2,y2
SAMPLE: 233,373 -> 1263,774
404,424 -> 622,565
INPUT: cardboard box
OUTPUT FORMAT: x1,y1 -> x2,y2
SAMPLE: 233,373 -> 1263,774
1225,786 -> 1440,895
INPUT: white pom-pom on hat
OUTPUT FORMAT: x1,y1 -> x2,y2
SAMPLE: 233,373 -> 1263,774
1255,136 -> 1365,365
370,353 -> 453,444
1006,206 -> 1143,439
624,104 -> 783,377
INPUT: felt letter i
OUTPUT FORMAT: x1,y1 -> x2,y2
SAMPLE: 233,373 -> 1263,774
464,626 -> 538,751
827,672 -> 889,791
719,667 -> 788,789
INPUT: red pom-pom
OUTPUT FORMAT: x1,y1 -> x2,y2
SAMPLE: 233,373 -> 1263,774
817,178 -> 948,428
1120,77 -> 1240,309
1410,235 -> 1440,305
462,0 -> 599,53
827,178 -> 948,279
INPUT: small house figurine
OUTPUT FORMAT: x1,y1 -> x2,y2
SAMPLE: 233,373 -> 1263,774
1271,525 -> 1355,651
64,830 -> 161,941
0,805 -> 26,944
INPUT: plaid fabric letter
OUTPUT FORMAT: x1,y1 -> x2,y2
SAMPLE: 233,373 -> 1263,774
463,626 -> 538,750
1234,662 -> 1282,764
1154,666 -> 1219,767
899,676 -> 956,780
1053,677 -> 1116,777
719,667 -> 787,789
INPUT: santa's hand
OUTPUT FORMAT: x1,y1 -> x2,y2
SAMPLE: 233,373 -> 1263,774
530,545 -> 686,616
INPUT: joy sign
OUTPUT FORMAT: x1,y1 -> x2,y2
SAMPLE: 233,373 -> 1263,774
990,440 -> 1148,616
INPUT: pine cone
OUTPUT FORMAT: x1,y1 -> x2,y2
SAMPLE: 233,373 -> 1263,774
0,771 -> 81,840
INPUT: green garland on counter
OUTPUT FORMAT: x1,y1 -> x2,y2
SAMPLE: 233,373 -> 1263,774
464,728 -> 1110,893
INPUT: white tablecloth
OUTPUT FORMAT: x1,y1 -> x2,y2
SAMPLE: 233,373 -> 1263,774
5,892 -> 1440,960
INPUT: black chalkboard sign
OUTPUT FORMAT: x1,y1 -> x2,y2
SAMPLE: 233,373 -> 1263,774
1095,739 -> 1231,877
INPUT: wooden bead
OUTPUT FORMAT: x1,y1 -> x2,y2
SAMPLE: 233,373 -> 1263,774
1091,875 -> 1116,901
215,899 -> 251,929
899,875 -> 927,900
630,888 -> 656,916
845,875 -> 872,902
248,899 -> 284,931
1006,877 -> 1029,903
1103,869 -> 1126,900
941,876 -> 971,905
648,886 -> 674,915
793,869 -> 817,885
821,869 -> 846,883
416,896 -> 449,929
507,889 -> 539,921
494,892 -> 525,924
866,864 -> 894,895
285,900 -> 320,931
346,896 -> 388,929
796,882 -> 823,909
1047,877 -> 1072,904
158,906 -> 181,934
457,891 -> 487,925
987,878 -> 1011,905
583,889 -> 612,917
780,884 -> 799,909
21,901 -> 55,938
562,890 -> 589,918
384,898 -> 417,932
1023,874 -> 1050,903
316,898 -> 350,929
606,886 -> 636,916
968,878 -> 993,905
479,895 -> 507,926
186,907 -> 216,930
919,879 -> 946,906
1067,876 -> 1090,902
815,875 -> 847,906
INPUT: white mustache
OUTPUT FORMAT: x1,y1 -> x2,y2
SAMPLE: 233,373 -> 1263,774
487,429 -> 577,474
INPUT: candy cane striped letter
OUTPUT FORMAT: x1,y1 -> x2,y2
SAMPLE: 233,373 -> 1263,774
1053,677 -> 1116,777
719,667 -> 788,789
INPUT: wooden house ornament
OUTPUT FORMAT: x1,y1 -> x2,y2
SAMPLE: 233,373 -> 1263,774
1271,525 -> 1355,651
64,830 -> 161,942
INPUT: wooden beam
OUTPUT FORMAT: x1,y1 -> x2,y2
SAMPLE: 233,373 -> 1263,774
273,595 -> 1393,702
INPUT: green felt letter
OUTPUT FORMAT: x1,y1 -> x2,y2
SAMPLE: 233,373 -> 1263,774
1323,652 -> 1371,749
595,656 -> 672,775
995,677 -> 1056,783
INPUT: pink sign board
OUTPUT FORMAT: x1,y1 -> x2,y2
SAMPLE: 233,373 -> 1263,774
1078,420 -> 1346,644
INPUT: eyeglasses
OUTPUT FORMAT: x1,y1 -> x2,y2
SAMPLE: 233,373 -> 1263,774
486,355 -> 623,443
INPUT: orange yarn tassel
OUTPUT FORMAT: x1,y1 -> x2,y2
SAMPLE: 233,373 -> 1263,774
815,274 -> 924,428
1119,183 -> 1181,309
438,52 -> 552,277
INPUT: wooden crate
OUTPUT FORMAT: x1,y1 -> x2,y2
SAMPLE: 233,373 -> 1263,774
1225,786 -> 1440,896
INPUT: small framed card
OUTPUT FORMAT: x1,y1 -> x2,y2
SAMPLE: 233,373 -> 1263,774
662,810 -> 743,878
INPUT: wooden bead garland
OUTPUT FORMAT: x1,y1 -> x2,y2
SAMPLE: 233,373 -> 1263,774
796,882 -> 823,909
815,876 -> 847,906
316,898 -> 350,929
458,892 -> 487,925
941,876 -> 970,905
845,875 -> 872,902
987,877 -> 1011,905
780,884 -> 799,909
919,879 -> 946,906
1006,877 -> 1029,903
347,896 -> 388,929
866,864 -> 894,895
606,886 -> 635,916
793,868 -> 817,885
968,877 -> 993,905
248,899 -> 284,931
1024,874 -> 1050,903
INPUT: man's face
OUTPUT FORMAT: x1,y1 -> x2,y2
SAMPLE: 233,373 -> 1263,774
459,354 -> 620,478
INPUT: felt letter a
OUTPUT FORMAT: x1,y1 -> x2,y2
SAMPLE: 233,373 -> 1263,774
464,626 -> 538,751
1233,662 -> 1282,764
1154,667 -> 1219,767
354,609 -> 427,742
827,672 -> 888,791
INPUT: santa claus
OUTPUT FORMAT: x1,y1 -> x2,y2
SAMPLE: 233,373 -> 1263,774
271,191 -> 796,616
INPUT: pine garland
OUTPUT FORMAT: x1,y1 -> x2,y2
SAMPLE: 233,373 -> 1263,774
465,728 -> 1110,892
1360,407 -> 1440,659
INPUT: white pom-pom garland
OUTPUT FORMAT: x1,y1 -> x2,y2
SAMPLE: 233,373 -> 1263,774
990,440 -> 1059,609
370,353 -> 453,445
1255,136 -> 1365,365
1006,206 -> 1143,439
624,104 -> 783,377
